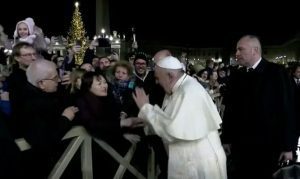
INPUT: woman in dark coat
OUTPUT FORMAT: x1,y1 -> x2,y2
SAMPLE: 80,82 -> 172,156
76,71 -> 142,178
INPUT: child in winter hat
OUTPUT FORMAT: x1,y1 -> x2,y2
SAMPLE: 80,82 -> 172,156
13,18 -> 36,45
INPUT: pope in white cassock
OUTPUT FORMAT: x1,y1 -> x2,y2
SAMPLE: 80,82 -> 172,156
132,56 -> 227,179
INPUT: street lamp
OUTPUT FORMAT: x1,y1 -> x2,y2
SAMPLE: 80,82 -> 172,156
101,28 -> 105,38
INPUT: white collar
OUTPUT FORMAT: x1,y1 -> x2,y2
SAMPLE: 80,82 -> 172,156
171,74 -> 187,94
250,57 -> 262,69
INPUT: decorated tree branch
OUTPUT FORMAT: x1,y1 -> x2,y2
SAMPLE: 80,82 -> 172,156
67,2 -> 88,65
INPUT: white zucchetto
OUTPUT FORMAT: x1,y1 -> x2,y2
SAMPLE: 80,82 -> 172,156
156,56 -> 183,69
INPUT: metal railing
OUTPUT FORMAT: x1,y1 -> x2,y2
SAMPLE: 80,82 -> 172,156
15,126 -> 155,179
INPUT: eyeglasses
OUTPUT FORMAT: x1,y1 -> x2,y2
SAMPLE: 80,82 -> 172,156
20,53 -> 37,57
41,75 -> 60,82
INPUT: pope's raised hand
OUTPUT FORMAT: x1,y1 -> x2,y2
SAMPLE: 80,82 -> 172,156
132,87 -> 149,109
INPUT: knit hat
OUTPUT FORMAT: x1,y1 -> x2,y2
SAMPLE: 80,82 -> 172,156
134,53 -> 148,64
13,18 -> 35,38
13,18 -> 36,45
25,17 -> 35,28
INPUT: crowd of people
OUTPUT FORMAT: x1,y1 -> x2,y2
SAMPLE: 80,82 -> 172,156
0,17 -> 299,179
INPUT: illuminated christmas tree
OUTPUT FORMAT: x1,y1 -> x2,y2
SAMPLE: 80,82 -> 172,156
68,2 -> 88,65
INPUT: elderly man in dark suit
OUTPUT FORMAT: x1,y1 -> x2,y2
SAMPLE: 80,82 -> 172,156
21,59 -> 78,178
221,35 -> 297,179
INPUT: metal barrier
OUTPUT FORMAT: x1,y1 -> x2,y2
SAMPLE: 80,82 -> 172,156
15,126 -> 155,179
48,126 -> 93,179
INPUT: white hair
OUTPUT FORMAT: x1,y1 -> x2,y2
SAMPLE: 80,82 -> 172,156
26,59 -> 57,86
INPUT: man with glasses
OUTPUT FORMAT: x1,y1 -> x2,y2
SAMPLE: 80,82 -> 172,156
133,54 -> 163,104
11,42 -> 37,71
132,53 -> 168,178
7,42 -> 37,138
21,59 -> 78,178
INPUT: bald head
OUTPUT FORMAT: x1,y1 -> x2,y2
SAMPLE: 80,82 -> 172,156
26,59 -> 57,87
236,35 -> 262,67
239,35 -> 262,55
153,49 -> 172,63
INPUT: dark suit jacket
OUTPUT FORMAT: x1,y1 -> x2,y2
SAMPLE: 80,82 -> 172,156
222,59 -> 297,157
7,67 -> 28,138
20,82 -> 73,178
134,70 -> 165,107
292,77 -> 300,136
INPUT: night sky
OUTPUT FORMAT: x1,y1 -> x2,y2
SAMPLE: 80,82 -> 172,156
1,0 -> 299,48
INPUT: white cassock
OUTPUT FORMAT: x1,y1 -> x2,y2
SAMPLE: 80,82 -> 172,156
138,74 -> 227,179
